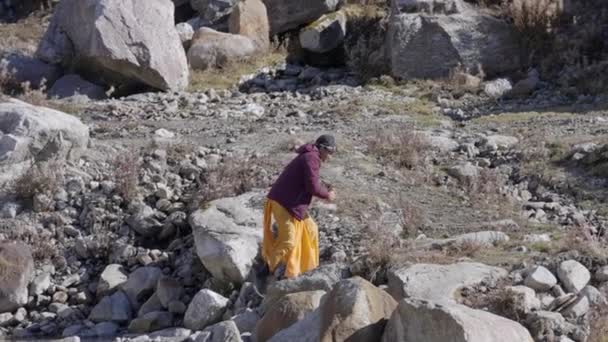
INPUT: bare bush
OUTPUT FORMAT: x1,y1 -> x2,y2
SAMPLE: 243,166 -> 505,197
367,127 -> 430,170
13,159 -> 65,203
508,0 -> 560,65
398,194 -> 427,238
113,149 -> 141,203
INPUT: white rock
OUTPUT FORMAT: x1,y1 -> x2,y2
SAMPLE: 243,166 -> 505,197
0,242 -> 34,313
562,295 -> 589,318
524,266 -> 557,292
29,272 -> 51,296
484,79 -> 513,99
382,299 -> 534,342
184,289 -> 229,331
97,264 -> 128,297
0,99 -> 89,183
388,262 -> 508,302
579,285 -> 606,306
557,260 -> 590,293
189,191 -> 264,284
154,129 -> 175,139
37,0 -> 189,91
523,234 -> 551,243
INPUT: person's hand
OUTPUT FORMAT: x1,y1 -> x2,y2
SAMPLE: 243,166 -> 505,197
327,190 -> 336,202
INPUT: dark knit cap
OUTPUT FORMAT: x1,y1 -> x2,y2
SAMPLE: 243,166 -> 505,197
315,134 -> 336,152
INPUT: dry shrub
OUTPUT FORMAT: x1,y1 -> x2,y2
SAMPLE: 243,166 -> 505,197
367,127 -> 430,170
589,305 -> 608,342
397,194 -> 426,238
344,5 -> 389,82
194,156 -> 277,207
556,225 -> 608,260
481,287 -> 526,322
359,218 -> 403,283
446,239 -> 485,258
507,0 -> 560,65
13,159 -> 65,203
113,149 -> 141,202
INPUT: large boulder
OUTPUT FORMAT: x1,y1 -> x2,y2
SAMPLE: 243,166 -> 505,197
120,267 -> 162,310
263,0 -> 344,35
228,0 -> 270,51
319,277 -> 398,342
195,320 -> 242,342
255,290 -> 325,342
48,74 -> 107,100
36,0 -> 189,92
189,191 -> 264,285
89,291 -> 133,323
387,0 -> 521,80
382,299 -> 534,342
268,277 -> 397,342
0,242 -> 34,313
187,28 -> 257,71
0,99 -> 89,181
387,262 -> 508,302
299,10 -> 347,54
557,260 -> 590,293
0,53 -> 62,89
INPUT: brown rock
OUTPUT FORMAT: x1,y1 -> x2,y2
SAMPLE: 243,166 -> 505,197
229,0 -> 270,51
255,290 -> 325,342
188,28 -> 257,70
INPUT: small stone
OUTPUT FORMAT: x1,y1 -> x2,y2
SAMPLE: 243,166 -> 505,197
562,296 -> 590,318
0,313 -> 13,327
53,292 -> 69,304
30,272 -> 52,295
97,264 -> 128,297
13,308 -> 26,323
595,266 -> 608,282
94,322 -> 119,337
62,274 -> 81,288
506,286 -> 541,313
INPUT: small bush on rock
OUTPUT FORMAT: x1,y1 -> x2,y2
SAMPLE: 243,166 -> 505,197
13,159 -> 65,205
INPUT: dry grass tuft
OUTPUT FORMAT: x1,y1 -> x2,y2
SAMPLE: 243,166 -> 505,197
367,127 -> 430,170
189,50 -> 287,91
12,159 -> 65,204
397,194 -> 427,238
589,305 -> 608,342
112,149 -> 141,203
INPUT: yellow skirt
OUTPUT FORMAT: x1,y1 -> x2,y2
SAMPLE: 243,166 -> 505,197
262,199 -> 319,279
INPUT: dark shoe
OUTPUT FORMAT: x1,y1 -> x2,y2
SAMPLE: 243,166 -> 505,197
274,263 -> 286,281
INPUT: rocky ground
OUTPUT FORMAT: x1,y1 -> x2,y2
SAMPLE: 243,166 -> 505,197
2,0 -> 608,341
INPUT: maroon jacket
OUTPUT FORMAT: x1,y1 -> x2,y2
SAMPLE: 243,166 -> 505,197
267,144 -> 330,220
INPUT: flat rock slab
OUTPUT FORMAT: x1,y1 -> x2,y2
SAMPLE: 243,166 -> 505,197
388,262 -> 508,302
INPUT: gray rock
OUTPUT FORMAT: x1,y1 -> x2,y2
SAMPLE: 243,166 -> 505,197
388,1 -> 521,80
525,311 -> 575,338
37,0 -> 189,91
232,308 -> 259,333
191,0 -> 238,27
505,286 -> 541,314
126,204 -> 164,237
197,320 -> 242,342
447,162 -> 479,185
94,322 -> 119,337
562,295 -> 589,318
299,10 -> 347,53
148,327 -> 192,341
579,285 -> 607,306
89,291 -> 132,323
48,74 -> 107,100
0,242 -> 34,313
157,276 -> 183,308
595,266 -> 608,282
428,231 -> 510,248
264,0 -> 343,35
393,0 -> 464,14
0,99 -> 89,183
482,135 -> 519,151
228,0 -> 270,52
0,53 -> 62,89
168,300 -> 187,314
382,299 -> 534,342
187,28 -> 257,71
121,267 -> 162,310
138,293 -> 164,317
557,260 -> 590,293
97,264 -> 129,297
176,22 -> 195,48
128,311 -> 173,333
190,191 -> 264,285
387,262 -> 507,302
184,289 -> 229,330
62,324 -> 84,337
264,263 -> 345,307
524,266 -> 557,292
0,202 -> 19,219
29,272 -> 51,296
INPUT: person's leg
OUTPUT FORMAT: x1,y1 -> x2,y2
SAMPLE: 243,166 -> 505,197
300,216 -> 319,274
267,201 -> 298,275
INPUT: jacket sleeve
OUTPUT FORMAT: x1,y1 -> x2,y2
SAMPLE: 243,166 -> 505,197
303,153 -> 330,199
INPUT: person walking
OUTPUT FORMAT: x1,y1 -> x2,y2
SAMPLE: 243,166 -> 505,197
261,134 -> 337,280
